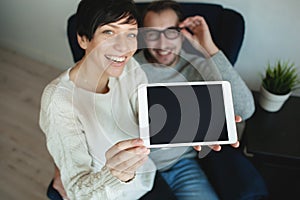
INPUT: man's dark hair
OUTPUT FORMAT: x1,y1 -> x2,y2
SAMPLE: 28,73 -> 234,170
142,0 -> 184,24
76,0 -> 138,40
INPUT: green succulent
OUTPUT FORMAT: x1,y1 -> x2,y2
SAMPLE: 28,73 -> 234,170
262,60 -> 300,95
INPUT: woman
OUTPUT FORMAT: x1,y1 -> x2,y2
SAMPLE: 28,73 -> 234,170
39,0 -> 156,199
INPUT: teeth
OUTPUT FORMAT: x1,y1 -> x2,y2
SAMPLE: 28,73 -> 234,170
156,49 -> 171,56
159,51 -> 169,55
106,55 -> 126,63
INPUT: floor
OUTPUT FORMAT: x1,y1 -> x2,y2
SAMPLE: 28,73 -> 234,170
0,47 -> 62,200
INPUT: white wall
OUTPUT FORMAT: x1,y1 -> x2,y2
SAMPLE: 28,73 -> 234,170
1,0 -> 300,96
186,0 -> 300,96
0,0 -> 80,68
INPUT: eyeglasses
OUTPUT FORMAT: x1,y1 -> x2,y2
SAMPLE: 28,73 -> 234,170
142,27 -> 183,41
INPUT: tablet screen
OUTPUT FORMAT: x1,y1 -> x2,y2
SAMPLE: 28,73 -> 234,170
146,84 -> 228,145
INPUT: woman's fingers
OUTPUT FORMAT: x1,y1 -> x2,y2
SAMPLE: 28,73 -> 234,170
105,138 -> 144,159
111,155 -> 149,182
108,146 -> 150,169
105,138 -> 150,182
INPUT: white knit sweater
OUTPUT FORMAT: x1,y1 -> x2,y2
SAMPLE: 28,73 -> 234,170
39,58 -> 156,200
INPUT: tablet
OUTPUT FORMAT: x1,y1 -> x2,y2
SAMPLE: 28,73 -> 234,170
138,81 -> 237,148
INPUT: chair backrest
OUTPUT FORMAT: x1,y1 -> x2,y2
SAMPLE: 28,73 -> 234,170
67,2 -> 245,65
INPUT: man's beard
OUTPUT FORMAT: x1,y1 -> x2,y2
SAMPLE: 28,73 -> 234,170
144,49 -> 178,67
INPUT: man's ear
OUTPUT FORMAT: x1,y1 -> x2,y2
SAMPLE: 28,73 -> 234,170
77,34 -> 89,49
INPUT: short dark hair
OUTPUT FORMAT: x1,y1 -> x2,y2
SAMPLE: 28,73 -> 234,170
76,0 -> 138,40
142,0 -> 183,24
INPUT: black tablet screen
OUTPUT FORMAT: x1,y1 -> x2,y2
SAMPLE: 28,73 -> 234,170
147,84 -> 228,144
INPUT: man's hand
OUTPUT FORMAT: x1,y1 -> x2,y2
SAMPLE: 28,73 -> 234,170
53,165 -> 69,200
105,138 -> 150,182
193,115 -> 242,152
179,16 -> 219,56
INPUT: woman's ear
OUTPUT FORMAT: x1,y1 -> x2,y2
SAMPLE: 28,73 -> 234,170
77,34 -> 89,50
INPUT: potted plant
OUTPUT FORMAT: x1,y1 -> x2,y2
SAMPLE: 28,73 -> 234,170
259,60 -> 300,112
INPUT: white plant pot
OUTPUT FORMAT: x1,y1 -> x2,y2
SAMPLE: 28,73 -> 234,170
259,86 -> 291,112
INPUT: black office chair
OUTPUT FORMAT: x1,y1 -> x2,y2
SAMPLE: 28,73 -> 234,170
47,172 -> 176,200
47,2 -> 268,200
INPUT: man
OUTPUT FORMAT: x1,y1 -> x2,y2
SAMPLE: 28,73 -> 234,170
133,0 -> 254,199
136,0 -> 254,120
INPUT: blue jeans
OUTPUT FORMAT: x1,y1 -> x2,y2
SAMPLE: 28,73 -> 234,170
160,158 -> 219,200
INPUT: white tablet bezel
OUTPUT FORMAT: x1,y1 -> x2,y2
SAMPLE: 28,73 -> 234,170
138,81 -> 238,148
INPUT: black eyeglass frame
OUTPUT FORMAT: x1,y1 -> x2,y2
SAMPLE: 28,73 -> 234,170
141,26 -> 184,41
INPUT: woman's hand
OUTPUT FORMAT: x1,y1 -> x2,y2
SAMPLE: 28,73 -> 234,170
105,138 -> 150,182
193,115 -> 242,152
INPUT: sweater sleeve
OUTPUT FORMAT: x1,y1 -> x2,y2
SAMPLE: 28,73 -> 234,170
211,51 -> 255,120
39,85 -> 129,200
